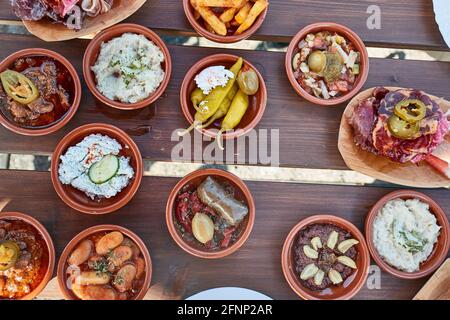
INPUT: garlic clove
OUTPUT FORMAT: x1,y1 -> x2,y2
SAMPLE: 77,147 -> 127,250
328,269 -> 343,284
300,263 -> 319,280
303,245 -> 319,259
337,256 -> 357,269
337,239 -> 359,254
327,231 -> 339,250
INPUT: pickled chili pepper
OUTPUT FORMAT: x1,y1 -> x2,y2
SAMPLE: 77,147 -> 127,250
199,83 -> 238,129
191,88 -> 206,112
0,241 -> 20,271
388,115 -> 420,140
178,58 -> 243,136
0,69 -> 39,104
394,99 -> 426,123
216,89 -> 249,150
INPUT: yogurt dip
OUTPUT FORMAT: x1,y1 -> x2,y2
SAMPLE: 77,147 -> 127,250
58,134 -> 134,200
372,198 -> 441,272
91,33 -> 165,103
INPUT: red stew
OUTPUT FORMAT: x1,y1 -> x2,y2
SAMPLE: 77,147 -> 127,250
0,219 -> 49,299
0,55 -> 74,128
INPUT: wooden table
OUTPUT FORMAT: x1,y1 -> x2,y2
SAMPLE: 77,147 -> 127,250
0,0 -> 448,300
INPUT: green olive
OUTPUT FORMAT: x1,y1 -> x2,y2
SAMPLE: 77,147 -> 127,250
394,99 -> 426,123
388,115 -> 420,140
237,67 -> 259,95
307,51 -> 326,73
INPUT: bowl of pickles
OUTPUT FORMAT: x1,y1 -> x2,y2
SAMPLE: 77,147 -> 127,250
179,54 -> 267,150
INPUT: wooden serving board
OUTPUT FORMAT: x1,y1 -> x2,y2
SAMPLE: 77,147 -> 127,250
414,259 -> 450,300
338,87 -> 450,188
22,0 -> 147,42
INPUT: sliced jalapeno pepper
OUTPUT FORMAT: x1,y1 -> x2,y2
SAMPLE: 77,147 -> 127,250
0,241 -> 20,271
388,115 -> 420,140
394,99 -> 426,123
0,69 -> 39,104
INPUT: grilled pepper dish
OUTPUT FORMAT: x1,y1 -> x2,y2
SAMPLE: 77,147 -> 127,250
180,56 -> 260,149
174,176 -> 249,250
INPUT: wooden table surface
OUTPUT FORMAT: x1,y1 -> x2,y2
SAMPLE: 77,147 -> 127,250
0,0 -> 448,50
0,170 -> 448,300
0,0 -> 449,301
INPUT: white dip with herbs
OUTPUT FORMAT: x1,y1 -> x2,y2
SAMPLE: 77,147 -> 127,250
58,134 -> 134,200
372,198 -> 441,272
92,33 -> 165,103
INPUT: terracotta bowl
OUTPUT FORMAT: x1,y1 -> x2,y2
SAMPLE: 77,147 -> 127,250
281,215 -> 370,300
365,190 -> 450,279
57,224 -> 152,300
0,211 -> 55,300
180,54 -> 267,140
183,0 -> 268,43
166,168 -> 255,259
285,22 -> 369,106
0,48 -> 81,136
83,23 -> 172,110
50,123 -> 143,214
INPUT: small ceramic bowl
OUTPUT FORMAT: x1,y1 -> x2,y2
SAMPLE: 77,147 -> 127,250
0,48 -> 81,136
183,0 -> 268,43
281,215 -> 370,300
365,190 -> 450,279
285,22 -> 369,106
83,23 -> 172,110
0,211 -> 55,300
166,168 -> 255,259
57,224 -> 152,300
50,123 -> 143,214
180,54 -> 267,140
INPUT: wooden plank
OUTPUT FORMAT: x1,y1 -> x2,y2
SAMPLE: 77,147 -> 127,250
0,170 -> 448,299
0,0 -> 448,49
0,34 -> 449,169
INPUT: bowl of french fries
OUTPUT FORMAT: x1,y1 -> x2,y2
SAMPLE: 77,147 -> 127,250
184,0 -> 269,43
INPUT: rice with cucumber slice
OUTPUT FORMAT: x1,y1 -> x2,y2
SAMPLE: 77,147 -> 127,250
58,134 -> 134,200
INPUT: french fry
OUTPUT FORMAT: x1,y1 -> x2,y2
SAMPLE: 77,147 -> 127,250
235,0 -> 268,35
220,8 -> 239,23
204,21 -> 216,34
196,0 -> 246,8
196,6 -> 227,35
235,2 -> 252,24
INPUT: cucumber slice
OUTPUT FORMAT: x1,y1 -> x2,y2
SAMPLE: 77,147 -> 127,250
88,155 -> 119,184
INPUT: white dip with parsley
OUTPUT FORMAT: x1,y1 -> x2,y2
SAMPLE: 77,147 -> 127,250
372,198 -> 441,272
92,33 -> 165,103
58,134 -> 134,200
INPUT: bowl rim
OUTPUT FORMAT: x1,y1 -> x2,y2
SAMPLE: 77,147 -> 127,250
281,214 -> 370,300
0,211 -> 56,300
285,22 -> 369,106
56,224 -> 152,300
180,53 -> 267,140
165,168 -> 255,259
0,48 -> 82,136
83,23 -> 172,110
365,190 -> 450,279
50,123 -> 143,214
182,0 -> 268,44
